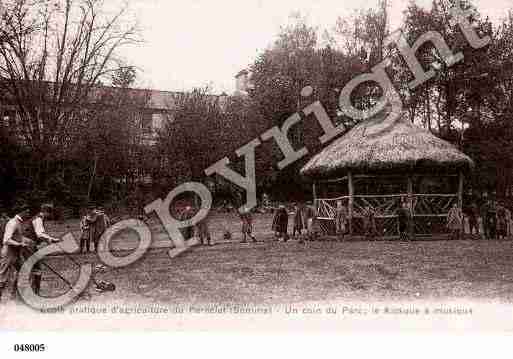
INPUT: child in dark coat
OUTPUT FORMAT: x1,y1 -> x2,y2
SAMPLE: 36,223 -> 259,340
276,205 -> 289,242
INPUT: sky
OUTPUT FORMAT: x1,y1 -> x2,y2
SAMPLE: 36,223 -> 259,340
119,0 -> 511,94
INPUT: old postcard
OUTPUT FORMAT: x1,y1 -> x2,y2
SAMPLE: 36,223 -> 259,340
1,0 -> 513,350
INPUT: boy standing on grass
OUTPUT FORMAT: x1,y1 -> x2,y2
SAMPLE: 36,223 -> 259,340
195,206 -> 211,246
447,203 -> 463,241
497,202 -> 508,240
292,203 -> 305,240
487,200 -> 498,240
180,205 -> 195,241
305,202 -> 317,241
467,202 -> 479,238
79,206 -> 96,253
275,205 -> 289,242
363,206 -> 377,240
335,200 -> 348,241
239,207 -> 257,244
481,199 -> 496,240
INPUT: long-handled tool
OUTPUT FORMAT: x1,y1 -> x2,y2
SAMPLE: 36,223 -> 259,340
15,247 -> 90,301
60,251 -> 115,292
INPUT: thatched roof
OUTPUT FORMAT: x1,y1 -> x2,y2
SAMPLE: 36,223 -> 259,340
301,110 -> 474,179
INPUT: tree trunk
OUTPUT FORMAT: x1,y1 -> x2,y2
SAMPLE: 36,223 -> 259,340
87,153 -> 99,203
348,172 -> 354,235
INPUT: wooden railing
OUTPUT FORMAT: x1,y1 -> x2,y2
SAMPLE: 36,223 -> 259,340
315,193 -> 458,236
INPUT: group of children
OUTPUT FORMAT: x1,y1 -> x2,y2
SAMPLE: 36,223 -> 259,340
178,201 -> 319,245
79,206 -> 111,253
271,202 -> 318,242
179,205 -> 213,245
269,199 -> 412,241
463,199 -> 512,240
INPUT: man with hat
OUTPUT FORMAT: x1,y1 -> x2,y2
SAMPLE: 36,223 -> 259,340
23,203 -> 61,296
0,203 -> 31,302
80,204 -> 111,253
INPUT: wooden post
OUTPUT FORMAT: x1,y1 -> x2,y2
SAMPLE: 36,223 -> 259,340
348,171 -> 354,235
87,152 -> 99,203
458,172 -> 464,209
458,172 -> 464,235
407,176 -> 414,239
313,182 -> 317,211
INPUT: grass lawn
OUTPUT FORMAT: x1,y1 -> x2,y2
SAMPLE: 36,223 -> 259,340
36,211 -> 513,305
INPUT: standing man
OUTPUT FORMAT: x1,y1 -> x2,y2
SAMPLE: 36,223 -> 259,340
23,204 -> 61,296
0,204 -> 31,303
335,200 -> 348,241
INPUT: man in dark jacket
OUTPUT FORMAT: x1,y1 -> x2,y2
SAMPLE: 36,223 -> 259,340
396,201 -> 410,241
0,204 -> 31,303
276,205 -> 289,242
23,204 -> 61,296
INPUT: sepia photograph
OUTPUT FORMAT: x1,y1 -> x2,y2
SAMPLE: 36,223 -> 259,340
1,0 -> 513,349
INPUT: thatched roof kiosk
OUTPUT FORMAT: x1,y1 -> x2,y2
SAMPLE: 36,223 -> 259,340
300,109 -> 474,238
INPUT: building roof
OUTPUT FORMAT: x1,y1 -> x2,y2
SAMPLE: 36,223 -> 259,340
235,69 -> 249,78
300,109 -> 474,179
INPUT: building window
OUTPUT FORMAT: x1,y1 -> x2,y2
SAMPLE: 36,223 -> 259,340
141,111 -> 153,135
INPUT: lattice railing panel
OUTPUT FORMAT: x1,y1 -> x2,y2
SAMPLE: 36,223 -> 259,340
315,197 -> 349,219
353,195 -> 403,217
316,218 -> 335,236
414,216 -> 450,235
414,194 -> 457,216
315,193 -> 457,237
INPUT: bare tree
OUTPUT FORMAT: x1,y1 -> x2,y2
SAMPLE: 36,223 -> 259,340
0,0 -> 141,188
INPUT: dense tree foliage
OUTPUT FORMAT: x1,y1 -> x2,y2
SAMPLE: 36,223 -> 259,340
2,0 -> 513,213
